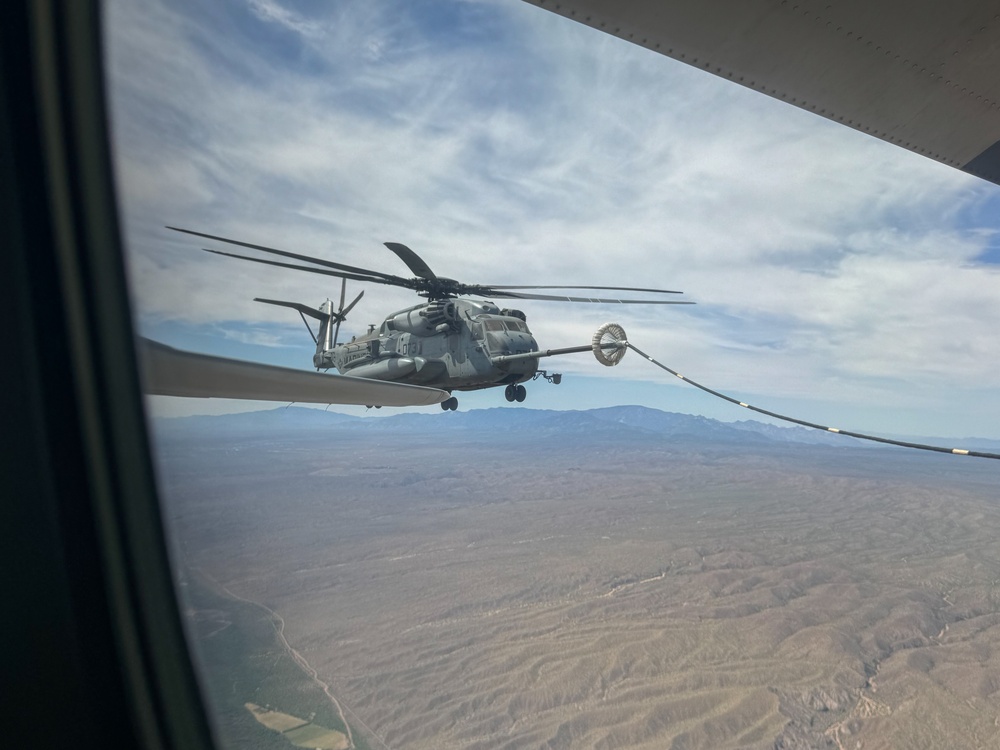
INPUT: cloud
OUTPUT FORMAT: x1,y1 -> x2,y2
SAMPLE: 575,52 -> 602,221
246,0 -> 326,40
105,0 -> 1000,433
215,325 -> 300,348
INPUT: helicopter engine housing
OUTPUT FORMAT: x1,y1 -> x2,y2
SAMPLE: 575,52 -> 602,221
386,301 -> 458,336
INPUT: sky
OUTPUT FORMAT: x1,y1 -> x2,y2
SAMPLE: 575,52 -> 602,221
104,0 -> 1000,438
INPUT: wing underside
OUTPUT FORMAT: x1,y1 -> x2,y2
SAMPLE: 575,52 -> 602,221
526,0 -> 1000,186
138,338 -> 449,407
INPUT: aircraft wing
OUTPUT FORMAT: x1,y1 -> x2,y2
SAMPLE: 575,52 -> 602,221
526,0 -> 1000,185
138,338 -> 449,407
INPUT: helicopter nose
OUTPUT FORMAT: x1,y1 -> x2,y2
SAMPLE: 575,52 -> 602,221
508,333 -> 538,355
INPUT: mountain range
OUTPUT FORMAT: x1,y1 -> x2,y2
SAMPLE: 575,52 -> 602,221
150,404 -> 1000,453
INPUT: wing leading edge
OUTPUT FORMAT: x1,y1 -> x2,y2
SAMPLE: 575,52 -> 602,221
138,338 -> 449,407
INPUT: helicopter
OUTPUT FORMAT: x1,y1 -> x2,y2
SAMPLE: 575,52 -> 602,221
168,227 -> 693,410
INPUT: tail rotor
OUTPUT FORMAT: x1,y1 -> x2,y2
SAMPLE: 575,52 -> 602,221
254,277 -> 363,356
331,278 -> 364,347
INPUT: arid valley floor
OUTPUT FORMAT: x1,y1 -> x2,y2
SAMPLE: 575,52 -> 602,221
153,407 -> 1000,749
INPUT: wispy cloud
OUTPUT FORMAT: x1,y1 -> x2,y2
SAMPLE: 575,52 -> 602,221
215,325 -> 300,348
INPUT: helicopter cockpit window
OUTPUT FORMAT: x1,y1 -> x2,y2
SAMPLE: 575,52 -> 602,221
504,320 -> 529,333
484,320 -> 506,332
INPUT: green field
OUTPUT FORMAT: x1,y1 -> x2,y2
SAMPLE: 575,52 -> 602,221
246,703 -> 348,749
177,569 -> 369,750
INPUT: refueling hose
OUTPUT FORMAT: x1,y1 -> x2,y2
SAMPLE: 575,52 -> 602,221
626,342 -> 1000,461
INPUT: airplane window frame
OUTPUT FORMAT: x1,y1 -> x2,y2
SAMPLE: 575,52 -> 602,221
8,1 -> 997,747
2,1 -> 215,747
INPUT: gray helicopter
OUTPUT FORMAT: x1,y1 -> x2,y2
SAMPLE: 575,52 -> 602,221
168,228 -> 692,410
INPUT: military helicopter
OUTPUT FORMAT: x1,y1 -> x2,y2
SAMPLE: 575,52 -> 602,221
168,228 -> 693,410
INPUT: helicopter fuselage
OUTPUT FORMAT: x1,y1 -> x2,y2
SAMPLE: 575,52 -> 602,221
314,298 -> 540,393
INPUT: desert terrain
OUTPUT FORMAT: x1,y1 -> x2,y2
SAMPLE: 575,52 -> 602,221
154,408 -> 1000,749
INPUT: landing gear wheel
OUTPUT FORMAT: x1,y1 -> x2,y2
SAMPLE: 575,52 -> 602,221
440,396 -> 458,411
514,384 -> 526,402
504,384 -> 516,402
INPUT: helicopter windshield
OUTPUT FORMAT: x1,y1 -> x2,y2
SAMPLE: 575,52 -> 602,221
480,318 -> 530,334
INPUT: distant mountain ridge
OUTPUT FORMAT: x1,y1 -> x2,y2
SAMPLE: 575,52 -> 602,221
149,405 -> 863,448
151,404 -> 1000,453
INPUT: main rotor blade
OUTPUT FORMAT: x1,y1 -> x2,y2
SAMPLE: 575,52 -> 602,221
253,298 -> 327,320
175,227 -> 693,304
483,284 -> 684,294
384,242 -> 437,279
168,226 -> 408,284
203,248 -> 417,289
486,290 -> 695,304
